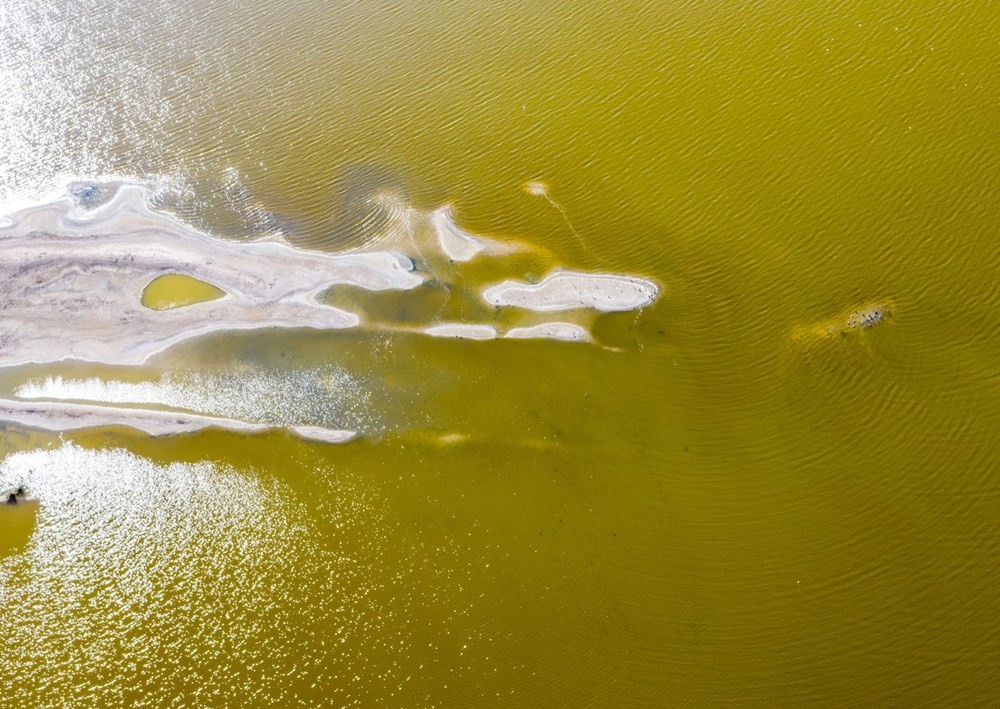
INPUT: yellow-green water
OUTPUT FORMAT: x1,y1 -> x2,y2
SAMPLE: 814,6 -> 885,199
2,0 -> 1000,705
141,274 -> 226,311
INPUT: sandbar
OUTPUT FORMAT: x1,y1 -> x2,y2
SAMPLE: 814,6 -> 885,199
0,181 -> 660,441
0,184 -> 424,367
431,207 -> 516,262
424,323 -> 498,340
0,398 -> 356,442
289,425 -> 358,444
504,322 -> 591,342
483,270 -> 658,312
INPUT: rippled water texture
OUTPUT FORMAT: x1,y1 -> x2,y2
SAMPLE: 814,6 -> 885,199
3,0 -> 1000,705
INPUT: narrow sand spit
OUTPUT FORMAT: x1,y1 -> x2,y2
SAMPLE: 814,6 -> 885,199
0,184 -> 423,367
289,425 -> 359,444
483,270 -> 658,312
0,398 -> 356,442
504,322 -> 591,342
431,207 -> 517,262
424,323 -> 498,340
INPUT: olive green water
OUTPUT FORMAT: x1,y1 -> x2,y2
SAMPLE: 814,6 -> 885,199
2,0 -> 1000,705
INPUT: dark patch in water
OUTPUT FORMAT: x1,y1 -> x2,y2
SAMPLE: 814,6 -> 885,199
303,163 -> 410,253
146,172 -> 293,240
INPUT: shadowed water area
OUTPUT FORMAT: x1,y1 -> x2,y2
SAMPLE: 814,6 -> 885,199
2,0 -> 1000,706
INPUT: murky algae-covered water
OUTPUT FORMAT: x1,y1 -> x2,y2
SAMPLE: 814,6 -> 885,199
2,0 -> 1000,705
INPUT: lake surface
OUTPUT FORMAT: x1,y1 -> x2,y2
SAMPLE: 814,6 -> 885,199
2,0 -> 999,705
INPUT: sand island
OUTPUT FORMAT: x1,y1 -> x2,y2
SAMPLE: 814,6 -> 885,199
0,181 -> 660,441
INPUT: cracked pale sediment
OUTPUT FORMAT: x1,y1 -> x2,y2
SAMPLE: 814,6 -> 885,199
0,184 -> 424,367
483,269 -> 658,312
504,322 -> 591,342
0,398 -> 356,442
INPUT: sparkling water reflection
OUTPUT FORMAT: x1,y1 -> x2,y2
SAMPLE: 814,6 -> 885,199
0,442 -> 477,705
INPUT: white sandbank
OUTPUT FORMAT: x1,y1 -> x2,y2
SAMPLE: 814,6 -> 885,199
482,270 -> 658,312
421,321 -> 590,342
0,398 -> 356,442
431,206 -> 517,262
504,322 -> 591,342
288,425 -> 358,444
0,184 -> 424,367
424,323 -> 498,340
